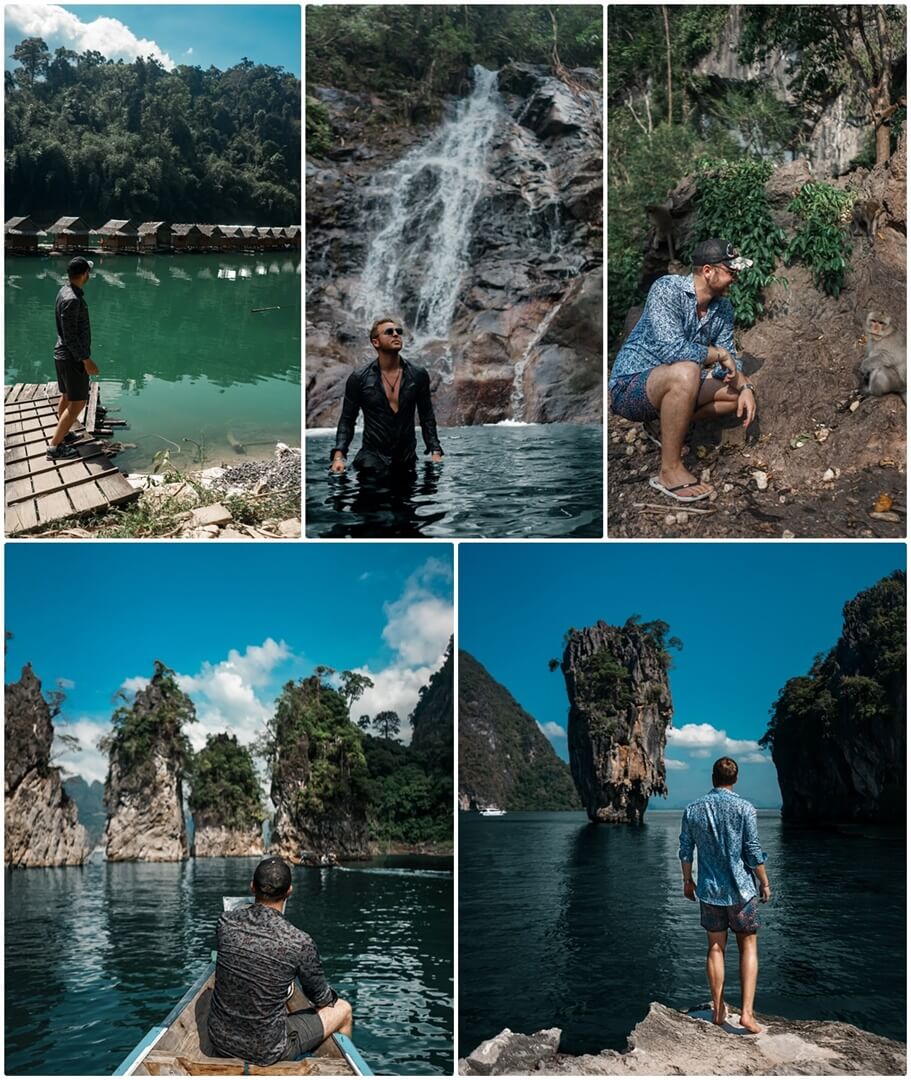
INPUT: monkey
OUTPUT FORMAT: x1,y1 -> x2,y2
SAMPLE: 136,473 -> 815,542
645,201 -> 675,263
851,199 -> 884,242
859,310 -> 906,403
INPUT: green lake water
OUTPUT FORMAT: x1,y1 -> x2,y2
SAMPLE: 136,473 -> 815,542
5,254 -> 301,472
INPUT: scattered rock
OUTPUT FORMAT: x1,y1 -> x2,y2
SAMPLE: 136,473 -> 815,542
783,529 -> 796,538
849,398 -> 861,411
624,429 -> 637,444
870,511 -> 902,523
822,468 -> 837,482
276,518 -> 302,538
188,504 -> 233,528
665,513 -> 676,526
723,483 -> 734,494
873,493 -> 894,513
675,512 -> 688,525
464,1028 -> 561,1076
752,470 -> 769,491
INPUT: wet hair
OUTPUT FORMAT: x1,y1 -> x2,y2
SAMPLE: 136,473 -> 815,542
252,856 -> 292,899
369,316 -> 398,342
712,757 -> 738,787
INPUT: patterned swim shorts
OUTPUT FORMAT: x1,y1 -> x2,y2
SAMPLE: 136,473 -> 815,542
609,370 -> 658,422
700,897 -> 761,934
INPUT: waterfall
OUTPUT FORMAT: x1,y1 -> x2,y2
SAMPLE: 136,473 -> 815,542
510,291 -> 569,422
355,65 -> 501,346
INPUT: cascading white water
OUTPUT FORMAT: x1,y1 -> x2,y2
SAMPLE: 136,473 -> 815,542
509,291 -> 569,422
355,65 -> 501,347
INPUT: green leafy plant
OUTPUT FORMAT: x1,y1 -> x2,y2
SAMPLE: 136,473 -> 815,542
693,157 -> 786,327
188,732 -> 264,831
784,182 -> 855,298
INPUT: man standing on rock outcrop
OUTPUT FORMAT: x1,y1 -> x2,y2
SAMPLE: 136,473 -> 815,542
679,757 -> 772,1034
208,856 -> 354,1065
330,317 -> 443,481
609,239 -> 757,502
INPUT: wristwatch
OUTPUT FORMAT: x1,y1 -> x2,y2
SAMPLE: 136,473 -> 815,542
738,383 -> 755,394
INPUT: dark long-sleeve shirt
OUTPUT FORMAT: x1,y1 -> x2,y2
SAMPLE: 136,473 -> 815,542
332,357 -> 443,464
54,283 -> 91,363
208,903 -> 336,1065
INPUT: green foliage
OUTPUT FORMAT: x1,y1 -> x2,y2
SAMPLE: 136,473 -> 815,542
306,6 -> 602,102
693,157 -> 786,327
187,732 -> 264,831
362,734 -> 451,844
306,96 -> 333,157
371,710 -> 401,741
578,649 -> 632,712
6,40 -> 301,222
99,661 -> 194,787
784,183 -> 855,298
705,84 -> 799,159
606,246 -> 644,345
760,571 -> 906,752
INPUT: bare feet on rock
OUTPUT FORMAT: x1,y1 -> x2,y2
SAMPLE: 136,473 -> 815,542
712,1004 -> 726,1026
739,1013 -> 763,1034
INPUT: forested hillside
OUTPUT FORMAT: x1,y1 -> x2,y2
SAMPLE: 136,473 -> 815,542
5,39 -> 301,222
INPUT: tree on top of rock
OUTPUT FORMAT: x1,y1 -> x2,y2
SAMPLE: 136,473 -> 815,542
187,732 -> 264,832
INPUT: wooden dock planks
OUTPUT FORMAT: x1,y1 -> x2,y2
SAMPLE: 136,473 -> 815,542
4,384 -> 139,535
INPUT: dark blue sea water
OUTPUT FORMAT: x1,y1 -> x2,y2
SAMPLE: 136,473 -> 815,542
459,811 -> 905,1057
5,854 -> 452,1075
305,424 -> 603,538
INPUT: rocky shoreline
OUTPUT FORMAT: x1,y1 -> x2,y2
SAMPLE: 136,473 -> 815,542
460,1002 -> 907,1075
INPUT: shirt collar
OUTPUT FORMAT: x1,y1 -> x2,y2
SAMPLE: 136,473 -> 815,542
70,283 -> 84,298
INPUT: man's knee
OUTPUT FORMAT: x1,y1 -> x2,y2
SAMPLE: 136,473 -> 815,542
667,362 -> 701,393
707,941 -> 726,955
318,997 -> 352,1036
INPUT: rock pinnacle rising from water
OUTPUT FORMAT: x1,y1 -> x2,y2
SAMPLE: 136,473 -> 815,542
561,620 -> 674,824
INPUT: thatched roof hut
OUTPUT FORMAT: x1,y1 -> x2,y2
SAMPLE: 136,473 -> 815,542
5,215 -> 41,253
45,216 -> 91,251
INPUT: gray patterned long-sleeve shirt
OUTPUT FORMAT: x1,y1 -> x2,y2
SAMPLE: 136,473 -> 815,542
208,903 -> 336,1065
54,283 -> 91,363
609,273 -> 739,387
678,788 -> 766,905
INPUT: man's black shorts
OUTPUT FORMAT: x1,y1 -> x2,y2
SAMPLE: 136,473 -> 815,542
282,1007 -> 325,1059
54,353 -> 89,401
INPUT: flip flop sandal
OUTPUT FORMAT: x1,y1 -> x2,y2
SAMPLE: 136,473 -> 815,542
649,476 -> 712,503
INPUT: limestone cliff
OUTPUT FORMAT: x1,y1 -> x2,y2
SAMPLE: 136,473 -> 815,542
762,571 -> 905,823
5,664 -> 89,867
188,732 -> 265,857
410,639 -> 453,764
561,620 -> 674,823
459,650 -> 578,811
103,661 -> 192,862
269,675 -> 370,860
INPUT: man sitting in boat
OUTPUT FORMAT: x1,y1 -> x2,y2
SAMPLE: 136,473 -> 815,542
208,856 -> 354,1065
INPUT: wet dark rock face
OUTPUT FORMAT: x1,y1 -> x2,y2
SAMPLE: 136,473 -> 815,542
306,64 -> 602,429
561,622 -> 672,824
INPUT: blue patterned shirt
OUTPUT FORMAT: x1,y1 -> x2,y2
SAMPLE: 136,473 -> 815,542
678,788 -> 766,906
609,274 -> 739,387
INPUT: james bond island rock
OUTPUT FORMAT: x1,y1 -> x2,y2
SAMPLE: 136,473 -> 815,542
459,1003 -> 906,1075
5,664 -> 89,868
458,650 -> 578,812
561,619 -> 677,824
102,661 -> 193,862
761,570 -> 906,824
189,733 -> 265,858
306,63 -> 602,428
268,674 -> 370,860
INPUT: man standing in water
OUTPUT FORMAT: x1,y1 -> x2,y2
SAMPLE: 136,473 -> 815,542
208,856 -> 354,1065
679,757 -> 772,1033
48,256 -> 99,461
330,317 -> 443,479
609,239 -> 757,502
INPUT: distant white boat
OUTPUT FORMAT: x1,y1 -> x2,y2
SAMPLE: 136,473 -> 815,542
479,807 -> 506,817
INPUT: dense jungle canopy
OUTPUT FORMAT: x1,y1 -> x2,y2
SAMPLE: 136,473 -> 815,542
5,38 -> 301,223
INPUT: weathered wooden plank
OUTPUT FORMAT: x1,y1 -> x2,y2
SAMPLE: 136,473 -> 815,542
84,383 -> 99,433
67,478 -> 108,513
97,472 -> 139,505
34,489 -> 76,523
5,443 -> 104,469
6,501 -> 39,535
7,464 -> 123,506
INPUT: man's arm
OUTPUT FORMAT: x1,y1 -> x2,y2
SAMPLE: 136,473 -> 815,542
330,372 -> 361,471
678,809 -> 696,900
296,940 -> 337,1009
645,278 -> 711,367
743,807 -> 772,901
59,297 -> 93,368
416,369 -> 443,460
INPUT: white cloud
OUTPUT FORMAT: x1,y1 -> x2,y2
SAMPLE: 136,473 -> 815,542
186,47 -> 193,56
348,664 -> 438,743
741,752 -> 771,765
120,675 -> 150,696
57,677 -> 75,689
537,721 -> 566,739
665,758 -> 689,771
55,719 -> 110,785
5,5 -> 175,70
668,722 -> 769,761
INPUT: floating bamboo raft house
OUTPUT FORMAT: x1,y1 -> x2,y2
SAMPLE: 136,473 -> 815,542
5,218 -> 301,255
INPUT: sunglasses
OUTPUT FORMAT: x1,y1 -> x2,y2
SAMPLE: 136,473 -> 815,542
381,327 -> 404,337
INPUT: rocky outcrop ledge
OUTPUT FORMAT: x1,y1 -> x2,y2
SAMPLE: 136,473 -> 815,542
459,1003 -> 906,1075
5,665 -> 90,867
192,820 -> 264,858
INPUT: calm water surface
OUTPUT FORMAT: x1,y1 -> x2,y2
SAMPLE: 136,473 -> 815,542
306,424 -> 603,538
459,811 -> 905,1056
6,854 -> 452,1075
5,255 -> 301,471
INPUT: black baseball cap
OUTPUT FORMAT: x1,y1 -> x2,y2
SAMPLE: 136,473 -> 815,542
253,856 -> 292,898
67,256 -> 94,276
692,238 -> 753,272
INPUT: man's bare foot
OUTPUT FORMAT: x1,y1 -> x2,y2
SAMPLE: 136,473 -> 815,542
738,1013 -> 763,1034
656,466 -> 713,500
712,1004 -> 726,1026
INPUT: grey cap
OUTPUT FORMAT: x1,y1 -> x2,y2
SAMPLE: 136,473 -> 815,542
692,238 -> 753,272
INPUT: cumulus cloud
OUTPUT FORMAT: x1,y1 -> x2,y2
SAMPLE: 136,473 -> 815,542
120,675 -> 150,696
54,719 -> 110,785
537,721 -> 566,739
665,758 -> 689,771
5,5 -> 176,69
668,722 -> 768,760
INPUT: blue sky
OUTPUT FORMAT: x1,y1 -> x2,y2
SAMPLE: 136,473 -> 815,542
5,5 -> 300,75
6,544 -> 452,783
459,543 -> 905,809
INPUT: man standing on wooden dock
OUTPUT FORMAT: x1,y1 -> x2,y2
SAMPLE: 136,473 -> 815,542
47,256 -> 99,461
